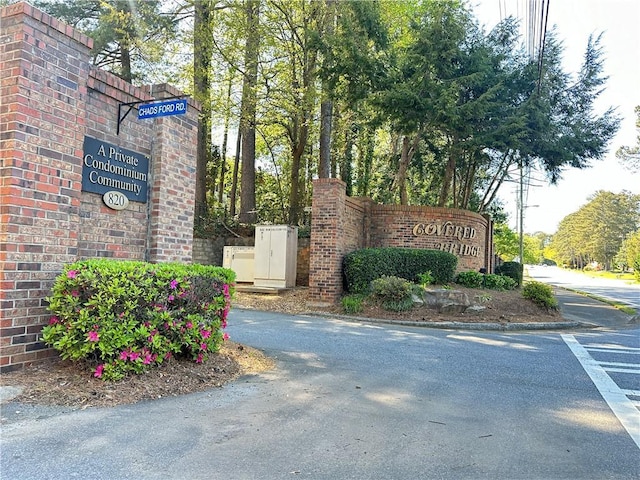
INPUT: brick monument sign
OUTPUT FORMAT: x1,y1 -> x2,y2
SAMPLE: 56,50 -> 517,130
309,178 -> 494,303
0,3 -> 200,372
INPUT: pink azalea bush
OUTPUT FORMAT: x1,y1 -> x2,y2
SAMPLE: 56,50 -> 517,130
42,260 -> 235,381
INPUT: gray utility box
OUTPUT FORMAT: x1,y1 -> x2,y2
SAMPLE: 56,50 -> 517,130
254,225 -> 297,288
222,246 -> 255,283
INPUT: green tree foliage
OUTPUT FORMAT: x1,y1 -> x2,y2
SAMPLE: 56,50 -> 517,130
522,33 -> 620,182
492,222 -> 541,264
614,230 -> 640,272
34,0 -> 177,83
549,191 -> 640,269
616,105 -> 640,173
361,2 -> 619,211
492,222 -> 519,261
318,0 -> 388,189
529,231 -> 552,264
522,235 -> 543,265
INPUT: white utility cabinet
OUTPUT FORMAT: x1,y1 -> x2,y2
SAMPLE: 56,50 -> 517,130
222,246 -> 255,283
254,225 -> 297,288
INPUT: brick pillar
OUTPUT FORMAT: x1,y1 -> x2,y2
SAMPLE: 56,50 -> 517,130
309,178 -> 347,303
483,214 -> 494,273
146,84 -> 199,263
0,3 -> 92,371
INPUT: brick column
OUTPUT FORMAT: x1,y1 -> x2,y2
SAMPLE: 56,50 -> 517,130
0,3 -> 92,371
146,84 -> 199,263
309,179 -> 348,303
483,214 -> 494,273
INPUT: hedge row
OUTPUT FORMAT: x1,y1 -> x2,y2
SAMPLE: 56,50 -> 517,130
495,261 -> 524,287
343,247 -> 457,294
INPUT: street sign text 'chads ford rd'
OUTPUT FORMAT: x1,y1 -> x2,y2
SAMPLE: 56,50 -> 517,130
138,99 -> 188,120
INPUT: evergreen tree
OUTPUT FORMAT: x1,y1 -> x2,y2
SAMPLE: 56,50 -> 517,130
34,0 -> 177,83
616,105 -> 640,173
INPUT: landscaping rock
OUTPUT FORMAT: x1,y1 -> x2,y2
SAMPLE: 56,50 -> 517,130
421,289 -> 472,313
411,293 -> 425,306
465,304 -> 487,314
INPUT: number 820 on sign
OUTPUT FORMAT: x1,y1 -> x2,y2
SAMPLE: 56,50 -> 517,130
103,190 -> 129,210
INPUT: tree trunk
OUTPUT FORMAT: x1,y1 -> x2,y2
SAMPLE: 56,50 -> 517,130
119,45 -> 133,83
396,134 -> 421,205
289,36 -> 318,225
341,123 -> 355,196
319,100 -> 333,178
289,108 -> 311,224
230,129 -> 241,218
289,143 -> 302,225
220,129 -> 228,205
398,136 -> 410,205
238,0 -> 260,224
116,2 -> 133,82
330,102 -> 340,178
438,146 -> 456,207
219,74 -> 234,207
193,0 -> 214,213
318,0 -> 336,179
357,126 -> 374,197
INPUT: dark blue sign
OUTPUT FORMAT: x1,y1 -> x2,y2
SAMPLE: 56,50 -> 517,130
137,99 -> 188,119
82,137 -> 149,203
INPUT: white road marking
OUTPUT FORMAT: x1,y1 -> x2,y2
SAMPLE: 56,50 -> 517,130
598,362 -> 640,368
584,348 -> 640,354
602,367 -> 640,374
562,334 -> 640,449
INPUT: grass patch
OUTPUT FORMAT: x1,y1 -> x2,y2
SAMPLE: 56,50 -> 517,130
341,294 -> 366,315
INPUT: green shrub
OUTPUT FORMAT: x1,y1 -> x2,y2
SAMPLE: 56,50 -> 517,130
495,262 -> 523,287
483,274 -> 517,290
341,294 -> 366,314
42,259 -> 235,381
392,249 -> 457,284
342,248 -> 381,294
370,275 -> 413,300
522,281 -> 559,310
417,271 -> 434,287
474,293 -> 492,303
380,296 -> 416,312
455,270 -> 516,290
343,247 -> 457,294
455,270 -> 484,288
370,276 -> 416,312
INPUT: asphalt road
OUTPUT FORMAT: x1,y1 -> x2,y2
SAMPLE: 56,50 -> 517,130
2,307 -> 639,480
527,265 -> 640,310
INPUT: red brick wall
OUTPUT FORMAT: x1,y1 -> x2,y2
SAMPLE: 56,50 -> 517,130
369,204 -> 489,272
78,71 -> 152,260
309,179 -> 369,302
146,83 -> 198,263
0,2 -> 92,370
309,179 -> 493,303
0,3 -> 199,372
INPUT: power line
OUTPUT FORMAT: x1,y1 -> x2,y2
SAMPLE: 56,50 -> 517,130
536,0 -> 550,94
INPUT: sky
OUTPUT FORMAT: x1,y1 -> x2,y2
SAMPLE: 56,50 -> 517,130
471,0 -> 640,234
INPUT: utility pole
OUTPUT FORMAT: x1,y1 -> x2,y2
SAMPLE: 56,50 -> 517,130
519,161 -> 524,263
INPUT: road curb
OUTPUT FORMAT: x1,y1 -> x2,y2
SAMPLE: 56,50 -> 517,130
302,310 -> 598,331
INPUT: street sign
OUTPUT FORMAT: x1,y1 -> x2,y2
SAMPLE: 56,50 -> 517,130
137,99 -> 187,120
